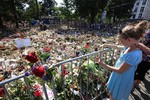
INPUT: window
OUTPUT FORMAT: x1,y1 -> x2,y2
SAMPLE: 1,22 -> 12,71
142,0 -> 147,5
133,15 -> 136,19
136,2 -> 139,6
134,7 -> 138,12
138,13 -> 143,19
140,7 -> 145,12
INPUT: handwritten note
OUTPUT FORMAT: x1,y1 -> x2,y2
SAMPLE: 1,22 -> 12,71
15,38 -> 31,48
42,84 -> 55,100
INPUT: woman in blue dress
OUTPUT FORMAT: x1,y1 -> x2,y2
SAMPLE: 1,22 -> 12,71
98,21 -> 148,100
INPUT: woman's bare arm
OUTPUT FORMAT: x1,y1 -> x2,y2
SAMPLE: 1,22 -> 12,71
97,60 -> 130,73
100,44 -> 124,49
137,43 -> 150,54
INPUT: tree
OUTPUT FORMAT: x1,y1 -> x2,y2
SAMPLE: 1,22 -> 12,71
25,0 -> 40,21
0,0 -> 10,27
74,0 -> 108,24
40,0 -> 56,16
10,0 -> 19,28
57,0 -> 75,28
0,0 -> 28,28
106,0 -> 136,22
35,0 -> 40,19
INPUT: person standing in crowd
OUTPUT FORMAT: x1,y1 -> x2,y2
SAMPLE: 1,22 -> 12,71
136,42 -> 150,54
134,25 -> 150,88
97,21 -> 147,100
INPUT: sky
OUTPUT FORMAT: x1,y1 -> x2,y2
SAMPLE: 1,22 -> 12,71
38,0 -> 63,6
25,0 -> 63,9
55,0 -> 63,6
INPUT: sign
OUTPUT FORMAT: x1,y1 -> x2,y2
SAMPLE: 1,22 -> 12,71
42,84 -> 55,100
15,38 -> 31,48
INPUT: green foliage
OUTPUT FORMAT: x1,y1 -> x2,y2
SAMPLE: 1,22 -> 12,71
37,51 -> 50,63
0,0 -> 29,27
2,80 -> 32,100
80,47 -> 90,54
25,0 -> 40,20
58,7 -> 73,20
1,54 -> 117,99
64,36 -> 77,42
74,0 -> 108,23
46,68 -> 54,81
0,0 -> 137,28
82,59 -> 98,72
106,0 -> 136,22
40,0 -> 55,16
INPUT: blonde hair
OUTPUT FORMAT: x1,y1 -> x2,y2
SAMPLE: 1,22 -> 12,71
120,20 -> 148,40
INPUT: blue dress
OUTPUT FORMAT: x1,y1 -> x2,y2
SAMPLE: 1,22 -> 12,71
107,49 -> 142,100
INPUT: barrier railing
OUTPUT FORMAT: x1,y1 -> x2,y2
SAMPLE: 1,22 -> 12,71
0,48 -> 118,100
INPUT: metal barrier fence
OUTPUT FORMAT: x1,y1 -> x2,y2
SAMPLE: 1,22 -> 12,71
0,48 -> 119,100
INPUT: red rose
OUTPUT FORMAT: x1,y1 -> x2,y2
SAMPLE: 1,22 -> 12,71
25,52 -> 38,63
0,86 -> 5,97
61,65 -> 68,77
32,65 -> 45,78
33,85 -> 43,97
62,70 -> 67,77
85,43 -> 89,49
34,90 -> 42,97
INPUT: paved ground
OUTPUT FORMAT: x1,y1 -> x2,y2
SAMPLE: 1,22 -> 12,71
129,69 -> 150,100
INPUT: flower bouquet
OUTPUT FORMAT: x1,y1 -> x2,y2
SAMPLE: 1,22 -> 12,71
1,48 -> 55,99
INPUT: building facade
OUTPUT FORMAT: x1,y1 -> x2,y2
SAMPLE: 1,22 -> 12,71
131,0 -> 150,20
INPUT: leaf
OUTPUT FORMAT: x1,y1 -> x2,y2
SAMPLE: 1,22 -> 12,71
46,68 -> 53,80
82,59 -> 98,72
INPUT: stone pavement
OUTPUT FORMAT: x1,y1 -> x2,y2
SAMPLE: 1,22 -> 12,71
129,69 -> 150,100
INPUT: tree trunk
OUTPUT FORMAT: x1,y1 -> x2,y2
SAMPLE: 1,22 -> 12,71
90,11 -> 95,24
90,16 -> 95,24
113,14 -> 116,23
35,0 -> 39,19
0,17 -> 3,28
11,0 -> 19,28
67,18 -> 69,29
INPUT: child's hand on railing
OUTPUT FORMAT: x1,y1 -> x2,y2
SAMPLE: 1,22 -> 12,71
96,59 -> 108,69
99,44 -> 124,50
